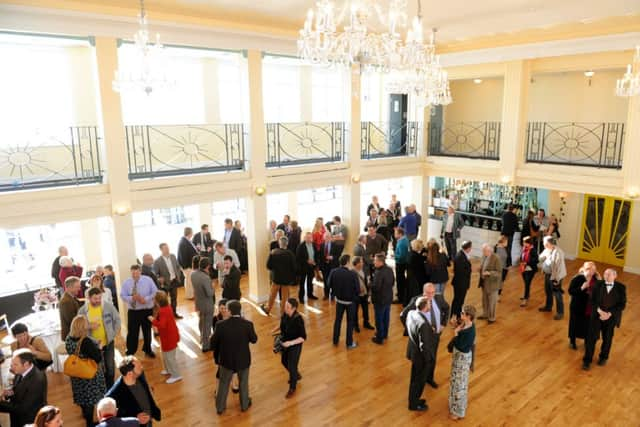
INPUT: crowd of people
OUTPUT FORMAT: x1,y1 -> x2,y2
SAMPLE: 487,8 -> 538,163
0,196 -> 628,425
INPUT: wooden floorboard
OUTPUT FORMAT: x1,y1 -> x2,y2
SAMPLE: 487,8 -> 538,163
39,258 -> 640,426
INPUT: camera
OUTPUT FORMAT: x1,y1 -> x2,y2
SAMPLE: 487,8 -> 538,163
272,334 -> 283,354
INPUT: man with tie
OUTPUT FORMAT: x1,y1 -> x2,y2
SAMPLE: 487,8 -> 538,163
401,283 -> 449,388
223,218 -> 243,255
121,265 -> 158,358
319,233 -> 341,300
0,349 -> 48,427
153,243 -> 184,319
193,224 -> 214,256
582,268 -> 627,370
451,241 -> 473,324
405,297 -> 437,412
177,227 -> 198,300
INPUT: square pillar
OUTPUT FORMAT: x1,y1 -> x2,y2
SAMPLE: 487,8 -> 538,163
413,175 -> 431,241
342,178 -> 361,254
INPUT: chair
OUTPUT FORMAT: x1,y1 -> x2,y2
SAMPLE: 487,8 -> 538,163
53,341 -> 68,373
0,314 -> 8,333
0,314 -> 13,347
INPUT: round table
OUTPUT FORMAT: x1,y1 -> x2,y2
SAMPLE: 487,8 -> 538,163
5,309 -> 63,372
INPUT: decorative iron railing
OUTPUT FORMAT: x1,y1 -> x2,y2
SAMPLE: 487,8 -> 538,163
526,122 -> 624,169
428,121 -> 501,160
125,124 -> 245,179
0,126 -> 102,192
361,121 -> 419,159
265,122 -> 345,167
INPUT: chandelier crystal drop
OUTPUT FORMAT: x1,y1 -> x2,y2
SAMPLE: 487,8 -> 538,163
616,46 -> 640,98
112,0 -> 175,95
298,0 -> 452,106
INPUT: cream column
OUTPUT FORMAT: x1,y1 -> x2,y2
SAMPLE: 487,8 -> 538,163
622,78 -> 640,273
344,64 -> 362,252
245,49 -> 270,303
94,37 -> 137,292
300,65 -> 313,122
500,60 -> 531,183
203,58 -> 221,123
412,175 -> 431,241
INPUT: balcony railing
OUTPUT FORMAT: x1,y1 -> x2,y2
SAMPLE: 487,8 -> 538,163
0,126 -> 102,192
428,121 -> 501,160
526,122 -> 624,169
125,124 -> 245,179
265,122 -> 345,167
361,121 -> 419,159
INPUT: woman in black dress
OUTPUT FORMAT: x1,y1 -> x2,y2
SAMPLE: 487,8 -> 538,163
568,261 -> 599,349
425,240 -> 450,295
274,298 -> 307,398
407,239 -> 428,301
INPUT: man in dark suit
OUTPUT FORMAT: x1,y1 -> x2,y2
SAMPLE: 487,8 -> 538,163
276,214 -> 292,235
141,254 -> 159,286
263,237 -> 298,315
51,245 -> 68,289
501,204 -> 520,267
212,300 -> 258,415
221,255 -> 242,301
96,397 -> 139,427
296,232 -> 319,302
406,297 -> 437,412
451,241 -> 473,322
401,283 -> 449,388
319,233 -> 341,300
371,253 -> 395,345
192,224 -> 215,256
106,356 -> 161,426
328,255 -> 360,349
582,268 -> 627,370
177,227 -> 198,300
223,218 -> 243,255
154,243 -> 184,318
0,349 -> 48,427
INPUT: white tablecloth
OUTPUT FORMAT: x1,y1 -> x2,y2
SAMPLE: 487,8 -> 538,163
9,309 -> 64,372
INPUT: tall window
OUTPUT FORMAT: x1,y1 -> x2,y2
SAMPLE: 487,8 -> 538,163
311,67 -> 349,122
132,205 -> 200,257
267,193 -> 289,225
361,177 -> 414,228
211,199 -> 247,239
298,186 -> 343,230
263,56 -> 301,123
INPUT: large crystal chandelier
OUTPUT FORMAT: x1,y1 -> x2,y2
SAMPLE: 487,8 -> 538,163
616,46 -> 640,97
112,0 -> 173,95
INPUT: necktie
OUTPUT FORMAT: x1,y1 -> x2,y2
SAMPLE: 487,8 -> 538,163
325,244 -> 329,257
430,307 -> 437,333
13,374 -> 22,386
131,280 -> 138,309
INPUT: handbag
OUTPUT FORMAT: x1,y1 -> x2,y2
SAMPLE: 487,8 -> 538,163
63,337 -> 98,379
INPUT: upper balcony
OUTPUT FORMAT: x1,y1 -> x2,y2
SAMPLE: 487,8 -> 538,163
360,121 -> 419,160
428,121 -> 501,160
265,122 -> 345,168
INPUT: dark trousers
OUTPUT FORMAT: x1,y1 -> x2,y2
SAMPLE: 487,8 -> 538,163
543,274 -> 564,314
396,263 -> 408,305
298,267 -> 315,301
281,344 -> 302,389
450,285 -> 469,321
333,302 -> 355,346
444,232 -> 456,261
163,281 -> 179,315
522,271 -> 535,299
80,404 -> 94,427
374,304 -> 390,340
102,340 -> 115,389
427,334 -> 441,383
126,308 -> 153,355
320,264 -> 333,297
355,295 -> 371,327
216,366 -> 250,413
505,233 -> 514,267
583,317 -> 616,364
408,357 -> 431,408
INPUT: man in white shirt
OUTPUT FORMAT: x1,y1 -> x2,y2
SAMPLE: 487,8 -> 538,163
213,241 -> 240,282
538,237 -> 566,320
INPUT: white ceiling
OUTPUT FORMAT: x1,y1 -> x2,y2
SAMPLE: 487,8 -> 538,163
125,0 -> 640,41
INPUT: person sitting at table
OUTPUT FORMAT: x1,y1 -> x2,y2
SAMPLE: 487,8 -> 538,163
60,276 -> 82,340
59,256 -> 84,298
85,274 -> 114,306
10,323 -> 53,371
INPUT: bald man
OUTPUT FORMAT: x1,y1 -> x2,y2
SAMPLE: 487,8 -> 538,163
478,243 -> 502,324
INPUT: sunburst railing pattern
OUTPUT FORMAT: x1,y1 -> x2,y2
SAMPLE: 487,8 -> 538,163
125,124 -> 245,179
265,122 -> 345,167
526,122 -> 624,169
360,121 -> 419,160
427,121 -> 501,160
0,126 -> 102,192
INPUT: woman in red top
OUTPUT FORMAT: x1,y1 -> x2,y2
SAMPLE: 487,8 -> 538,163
149,291 -> 182,384
519,236 -> 538,307
58,256 -> 84,298
568,261 -> 599,350
311,218 -> 326,251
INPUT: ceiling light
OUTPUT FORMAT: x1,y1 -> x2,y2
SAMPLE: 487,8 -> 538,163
616,46 -> 640,97
473,78 -> 482,84
584,70 -> 595,78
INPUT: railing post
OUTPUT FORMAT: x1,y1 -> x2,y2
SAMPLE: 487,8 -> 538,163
69,126 -> 79,184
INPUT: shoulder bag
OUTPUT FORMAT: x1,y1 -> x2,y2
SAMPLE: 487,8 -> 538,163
63,337 -> 98,379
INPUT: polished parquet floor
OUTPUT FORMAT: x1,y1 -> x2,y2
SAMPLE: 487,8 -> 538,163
37,259 -> 640,425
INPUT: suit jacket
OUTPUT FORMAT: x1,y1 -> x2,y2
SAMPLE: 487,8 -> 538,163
153,254 -> 183,287
51,255 -> 62,287
590,280 -> 626,328
440,212 -> 464,239
226,228 -> 243,255
288,227 -> 302,252
296,242 -> 319,272
177,237 -> 198,269
328,267 -> 360,303
222,265 -> 242,300
211,316 -> 258,371
371,265 -> 395,306
401,294 -> 450,330
141,264 -> 159,286
192,231 -> 214,252
0,365 -> 48,427
192,269 -> 215,313
480,253 -> 502,292
267,248 -> 297,285
59,291 -> 81,340
106,373 -> 161,422
319,241 -> 341,270
451,250 -> 472,290
353,243 -> 366,260
95,416 -> 140,427
501,211 -> 520,235
405,310 -> 437,363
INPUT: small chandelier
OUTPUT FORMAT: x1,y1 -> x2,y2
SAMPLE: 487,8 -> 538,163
616,46 -> 640,98
112,0 -> 174,95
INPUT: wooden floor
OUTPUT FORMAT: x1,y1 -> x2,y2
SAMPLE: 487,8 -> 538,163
40,259 -> 639,426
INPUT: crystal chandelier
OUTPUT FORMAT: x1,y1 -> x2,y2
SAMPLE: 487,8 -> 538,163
616,46 -> 640,97
112,0 -> 174,95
